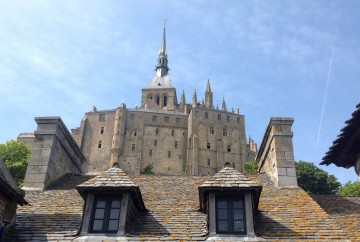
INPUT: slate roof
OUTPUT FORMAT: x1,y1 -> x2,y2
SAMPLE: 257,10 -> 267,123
5,172 -> 358,241
321,103 -> 360,168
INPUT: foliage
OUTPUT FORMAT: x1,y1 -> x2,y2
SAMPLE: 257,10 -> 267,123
243,160 -> 258,175
295,160 -> 341,195
337,181 -> 360,196
141,164 -> 154,174
0,140 -> 31,187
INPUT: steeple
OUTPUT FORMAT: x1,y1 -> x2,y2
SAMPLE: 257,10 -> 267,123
222,97 -> 227,111
155,19 -> 169,77
180,89 -> 186,110
205,79 -> 213,108
192,90 -> 197,107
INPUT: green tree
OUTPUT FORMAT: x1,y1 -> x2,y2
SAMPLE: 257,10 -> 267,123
295,160 -> 341,195
337,181 -> 360,196
243,161 -> 258,175
0,140 -> 31,187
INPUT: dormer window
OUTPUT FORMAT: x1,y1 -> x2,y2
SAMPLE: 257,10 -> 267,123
90,196 -> 122,233
216,196 -> 246,234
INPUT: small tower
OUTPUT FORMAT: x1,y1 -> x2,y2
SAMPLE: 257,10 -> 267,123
205,79 -> 213,109
222,97 -> 227,112
155,20 -> 169,78
192,90 -> 197,107
180,89 -> 186,110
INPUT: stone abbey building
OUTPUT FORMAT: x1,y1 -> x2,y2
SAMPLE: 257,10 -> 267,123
68,24 -> 256,176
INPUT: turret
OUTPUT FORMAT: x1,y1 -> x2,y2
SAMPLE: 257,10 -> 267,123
192,90 -> 197,107
180,89 -> 186,110
222,97 -> 227,112
205,79 -> 213,108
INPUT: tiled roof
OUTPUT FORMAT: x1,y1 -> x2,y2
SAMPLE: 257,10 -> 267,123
311,195 -> 360,241
321,103 -> 360,168
5,173 -> 358,241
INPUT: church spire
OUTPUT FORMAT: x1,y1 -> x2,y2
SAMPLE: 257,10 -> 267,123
205,79 -> 213,108
222,97 -> 227,111
155,19 -> 169,77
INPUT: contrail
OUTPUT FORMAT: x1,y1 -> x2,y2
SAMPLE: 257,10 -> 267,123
316,51 -> 334,150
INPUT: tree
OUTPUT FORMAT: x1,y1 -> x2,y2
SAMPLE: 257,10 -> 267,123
337,181 -> 360,196
295,160 -> 341,195
243,161 -> 258,175
0,140 -> 31,187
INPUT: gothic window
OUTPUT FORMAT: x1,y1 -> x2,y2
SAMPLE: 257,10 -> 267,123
227,144 -> 231,152
216,196 -> 246,234
90,197 -> 121,233
165,116 -> 169,122
223,127 -> 228,137
163,96 -> 168,106
207,142 -> 211,149
209,125 -> 215,135
156,128 -> 160,135
237,117 -> 240,124
207,159 -> 211,167
99,113 -> 106,121
100,127 -> 104,134
130,114 -> 135,120
131,144 -> 136,152
133,130 -> 138,137
152,115 -> 158,122
218,114 -> 221,120
175,141 -> 178,148
227,116 -> 230,122
205,112 -> 209,119
156,96 -> 160,105
171,130 -> 174,136
98,141 -> 102,148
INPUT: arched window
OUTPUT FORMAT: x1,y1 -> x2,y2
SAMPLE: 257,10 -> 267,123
223,127 -> 228,137
133,130 -> 138,137
209,125 -> 215,135
156,96 -> 160,105
163,96 -> 168,106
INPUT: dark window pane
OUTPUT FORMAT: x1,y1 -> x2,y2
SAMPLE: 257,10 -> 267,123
94,209 -> 105,219
233,200 -> 242,209
218,200 -> 227,208
108,220 -> 119,231
111,200 -> 121,208
92,220 -> 103,231
218,221 -> 229,232
233,209 -> 243,220
234,221 -> 245,232
110,209 -> 120,219
96,200 -> 106,208
218,208 -> 228,220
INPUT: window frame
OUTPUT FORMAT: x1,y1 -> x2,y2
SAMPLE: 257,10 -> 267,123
215,195 -> 246,235
89,196 -> 122,234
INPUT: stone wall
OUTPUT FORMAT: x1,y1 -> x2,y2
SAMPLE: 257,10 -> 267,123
23,117 -> 85,190
256,118 -> 298,187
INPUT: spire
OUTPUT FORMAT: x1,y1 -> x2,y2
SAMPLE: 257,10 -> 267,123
180,89 -> 186,110
192,90 -> 197,107
155,19 -> 169,77
205,79 -> 213,109
222,97 -> 227,111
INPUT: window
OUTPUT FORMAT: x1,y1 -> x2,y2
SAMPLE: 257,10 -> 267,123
90,197 -> 121,233
237,117 -> 240,124
232,163 -> 235,168
149,150 -> 152,157
100,127 -> 104,134
154,140 -> 157,147
168,151 -> 171,158
227,144 -> 231,152
227,116 -> 230,122
218,114 -> 221,120
205,112 -> 209,119
152,115 -> 158,122
209,125 -> 214,135
207,142 -> 211,149
133,130 -> 137,137
156,128 -> 160,135
165,116 -> 169,122
223,127 -> 228,137
99,113 -> 105,121
130,114 -> 135,120
163,96 -> 167,106
171,130 -> 174,136
175,141 -> 178,148
156,96 -> 160,105
98,141 -> 102,148
207,159 -> 211,167
176,118 -> 180,124
216,196 -> 246,234
131,144 -> 136,152
124,130 -> 127,135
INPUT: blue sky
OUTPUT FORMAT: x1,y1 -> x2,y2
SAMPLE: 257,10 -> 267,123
1,0 -> 359,184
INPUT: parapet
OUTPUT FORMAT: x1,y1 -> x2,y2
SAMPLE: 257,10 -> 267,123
23,117 -> 85,190
256,118 -> 298,187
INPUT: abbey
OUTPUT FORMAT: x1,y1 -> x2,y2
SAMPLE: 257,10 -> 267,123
70,24 -> 256,176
